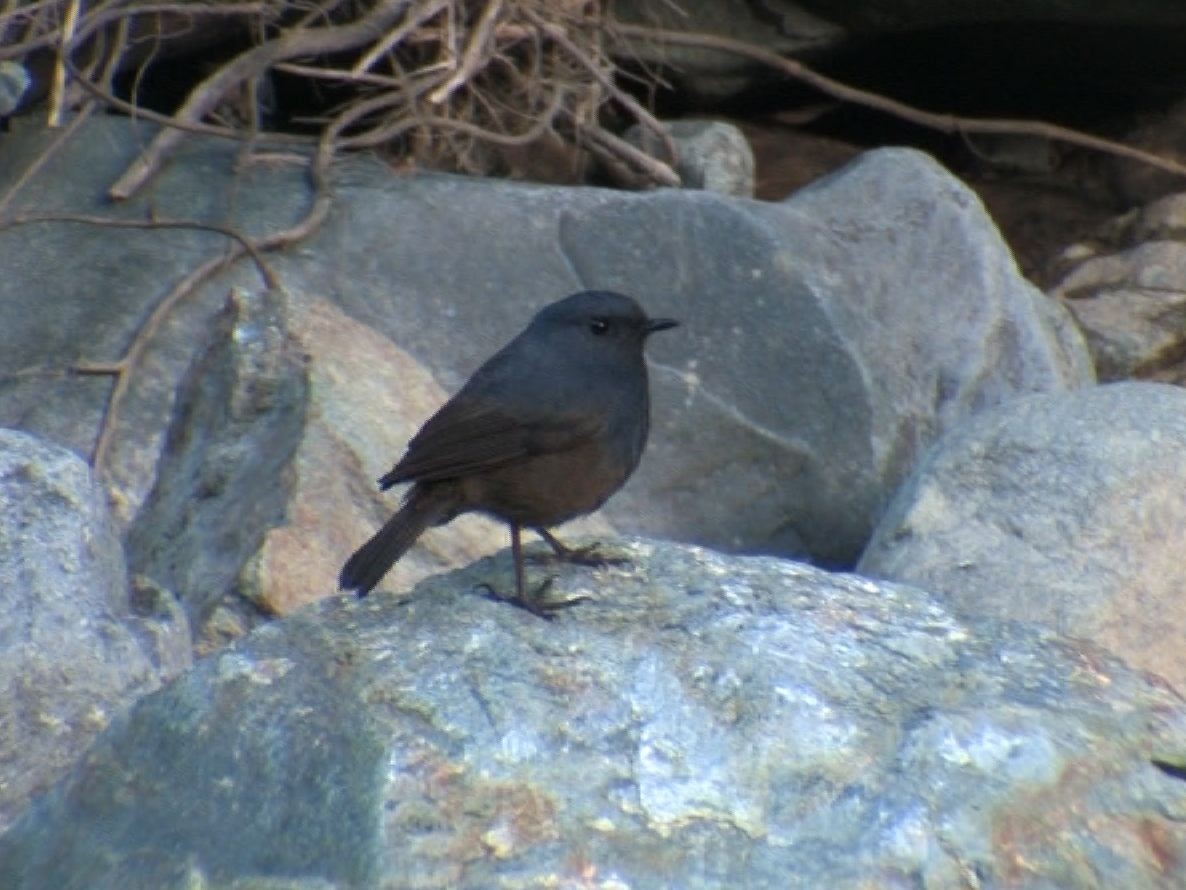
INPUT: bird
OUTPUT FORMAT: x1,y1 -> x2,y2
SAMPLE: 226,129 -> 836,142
339,290 -> 678,615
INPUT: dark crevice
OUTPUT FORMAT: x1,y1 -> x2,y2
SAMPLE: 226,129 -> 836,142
1152,758 -> 1186,782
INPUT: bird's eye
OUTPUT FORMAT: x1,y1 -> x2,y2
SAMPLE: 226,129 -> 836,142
589,318 -> 610,335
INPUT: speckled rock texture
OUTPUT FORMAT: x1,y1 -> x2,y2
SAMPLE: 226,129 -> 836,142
860,380 -> 1186,693
2,541 -> 1184,889
0,429 -> 190,834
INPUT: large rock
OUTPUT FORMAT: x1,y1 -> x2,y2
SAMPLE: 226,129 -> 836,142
0,118 -> 316,529
859,381 -> 1186,691
123,287 -> 308,646
1,541 -> 1184,888
0,117 -> 1089,618
0,429 -> 190,833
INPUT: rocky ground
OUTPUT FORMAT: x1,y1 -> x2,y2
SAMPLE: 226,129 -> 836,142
4,5 -> 1186,887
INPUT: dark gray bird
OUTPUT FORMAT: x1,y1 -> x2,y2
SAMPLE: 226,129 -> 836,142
339,290 -> 678,614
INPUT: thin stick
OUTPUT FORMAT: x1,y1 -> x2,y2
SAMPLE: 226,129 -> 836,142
353,0 -> 449,76
65,56 -> 310,145
0,101 -> 94,216
275,61 -> 406,90
609,23 -> 1186,181
47,0 -> 79,127
1,171 -> 331,475
109,0 -> 411,200
338,84 -> 567,150
428,0 -> 502,105
91,250 -> 229,470
95,9 -> 129,94
527,8 -> 676,165
0,213 -> 278,288
581,121 -> 681,187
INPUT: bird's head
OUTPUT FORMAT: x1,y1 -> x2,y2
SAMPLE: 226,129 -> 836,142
531,291 -> 678,351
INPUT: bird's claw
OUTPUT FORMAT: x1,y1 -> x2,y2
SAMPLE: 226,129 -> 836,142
533,534 -> 628,568
472,579 -> 590,620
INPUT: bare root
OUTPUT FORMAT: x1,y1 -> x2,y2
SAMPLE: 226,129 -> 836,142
2,1 -> 680,199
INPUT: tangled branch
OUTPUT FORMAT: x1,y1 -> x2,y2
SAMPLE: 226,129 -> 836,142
5,2 -> 1186,477
2,1 -> 680,200
7,2 -> 1181,198
607,23 -> 1186,182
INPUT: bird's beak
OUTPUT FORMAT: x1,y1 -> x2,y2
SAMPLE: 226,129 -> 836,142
645,317 -> 679,334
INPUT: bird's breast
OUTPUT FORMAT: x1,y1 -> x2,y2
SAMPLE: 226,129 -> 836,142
460,437 -> 637,527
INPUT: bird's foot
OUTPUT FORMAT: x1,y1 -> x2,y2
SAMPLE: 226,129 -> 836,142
533,530 -> 629,567
473,580 -> 590,620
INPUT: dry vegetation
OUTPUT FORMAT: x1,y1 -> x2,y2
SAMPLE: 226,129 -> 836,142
0,0 -> 683,200
3,1 -> 1184,202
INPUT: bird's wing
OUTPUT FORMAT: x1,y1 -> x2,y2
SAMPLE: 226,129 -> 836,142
379,396 -> 602,488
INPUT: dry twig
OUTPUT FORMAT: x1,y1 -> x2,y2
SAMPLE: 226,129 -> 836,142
429,0 -> 502,104
0,101 -> 95,216
47,0 -> 79,126
608,23 -> 1186,182
0,210 -> 285,468
7,1 -> 691,193
109,0 -> 413,199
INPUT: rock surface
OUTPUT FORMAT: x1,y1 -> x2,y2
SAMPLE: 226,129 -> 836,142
859,381 -> 1186,691
0,429 -> 190,833
123,287 -> 308,645
624,118 -> 756,197
1,541 -> 1184,889
0,117 -> 1092,587
1054,196 -> 1186,380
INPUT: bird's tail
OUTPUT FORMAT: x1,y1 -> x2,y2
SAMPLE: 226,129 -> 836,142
339,486 -> 456,597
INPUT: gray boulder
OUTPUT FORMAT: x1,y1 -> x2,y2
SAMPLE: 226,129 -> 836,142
316,144 -> 1092,565
859,381 -> 1186,691
0,117 -> 1089,611
124,287 -> 309,646
0,429 -> 190,833
624,119 -> 756,196
1,541 -> 1184,888
1053,195 -> 1186,380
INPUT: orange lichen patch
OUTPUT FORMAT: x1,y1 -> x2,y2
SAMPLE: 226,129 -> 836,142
991,761 -> 1092,882
473,782 -> 561,859
560,849 -> 603,887
991,760 -> 1185,884
1063,643 -> 1115,689
535,659 -> 604,699
1136,817 -> 1180,874
385,746 -> 560,868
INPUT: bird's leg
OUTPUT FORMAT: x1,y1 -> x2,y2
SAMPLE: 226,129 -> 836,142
535,528 -> 628,567
474,522 -> 583,619
511,521 -> 527,601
